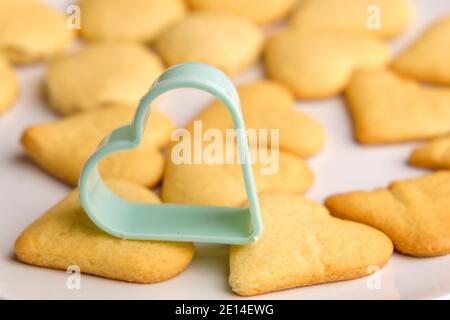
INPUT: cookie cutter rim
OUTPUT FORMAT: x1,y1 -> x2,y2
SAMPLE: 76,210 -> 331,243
78,62 -> 262,244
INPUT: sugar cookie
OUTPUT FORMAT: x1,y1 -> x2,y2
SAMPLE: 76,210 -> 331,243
21,106 -> 174,187
229,193 -> 393,296
186,81 -> 325,157
346,69 -> 450,144
161,144 -> 314,207
79,0 -> 186,43
325,171 -> 450,257
45,42 -> 164,115
15,180 -> 195,283
290,0 -> 413,38
409,136 -> 450,170
264,30 -> 390,98
155,12 -> 263,75
0,0 -> 73,63
0,56 -> 17,113
187,0 -> 296,25
392,16 -> 450,86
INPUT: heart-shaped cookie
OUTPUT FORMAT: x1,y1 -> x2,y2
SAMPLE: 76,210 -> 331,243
325,171 -> 450,257
346,69 -> 450,144
392,16 -> 450,86
45,42 -> 164,115
0,0 -> 74,63
290,0 -> 413,38
264,30 -> 390,98
15,180 -> 195,283
187,0 -> 296,25
21,105 -> 174,187
79,0 -> 186,43
229,193 -> 393,296
186,81 -> 325,157
155,12 -> 263,75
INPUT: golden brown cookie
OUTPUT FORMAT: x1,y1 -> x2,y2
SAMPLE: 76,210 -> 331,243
21,106 -> 174,187
161,143 -> 314,207
155,12 -> 263,75
79,0 -> 186,43
45,42 -> 164,115
346,69 -> 450,144
187,0 -> 296,25
0,0 -> 74,63
186,81 -> 325,157
325,171 -> 450,257
392,16 -> 450,86
409,135 -> 450,170
264,30 -> 390,98
15,180 -> 195,284
229,193 -> 393,296
0,55 -> 17,113
290,0 -> 413,38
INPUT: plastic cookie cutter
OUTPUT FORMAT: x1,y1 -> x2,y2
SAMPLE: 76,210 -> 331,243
78,62 -> 262,244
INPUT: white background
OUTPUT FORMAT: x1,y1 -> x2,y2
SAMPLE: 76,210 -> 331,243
1,0 -> 449,299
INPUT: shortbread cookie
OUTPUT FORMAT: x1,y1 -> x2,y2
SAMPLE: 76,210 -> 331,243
0,0 -> 73,63
187,0 -> 296,25
346,69 -> 450,144
45,42 -> 164,115
290,0 -> 413,38
155,12 -> 263,75
264,30 -> 390,98
21,106 -> 174,187
161,145 -> 314,207
186,81 -> 325,157
79,0 -> 186,43
409,136 -> 450,170
15,180 -> 195,284
325,171 -> 450,257
0,56 -> 17,113
229,193 -> 393,296
392,16 -> 450,86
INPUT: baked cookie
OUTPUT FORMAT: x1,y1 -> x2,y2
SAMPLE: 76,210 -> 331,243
45,42 -> 164,115
21,106 -> 174,187
79,0 -> 186,43
155,12 -> 263,75
0,55 -> 17,113
229,193 -> 393,296
187,0 -> 296,25
409,135 -> 450,170
264,30 -> 390,98
15,180 -> 195,284
161,144 -> 314,207
392,16 -> 450,86
290,0 -> 413,38
186,81 -> 325,157
325,171 -> 450,257
346,69 -> 450,144
0,0 -> 73,63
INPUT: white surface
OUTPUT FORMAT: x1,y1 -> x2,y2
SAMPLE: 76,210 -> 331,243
1,0 -> 449,300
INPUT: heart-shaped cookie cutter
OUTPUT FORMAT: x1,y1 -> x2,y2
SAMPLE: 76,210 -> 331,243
78,63 -> 262,244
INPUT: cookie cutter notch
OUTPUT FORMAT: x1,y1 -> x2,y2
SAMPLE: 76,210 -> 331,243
78,62 -> 262,244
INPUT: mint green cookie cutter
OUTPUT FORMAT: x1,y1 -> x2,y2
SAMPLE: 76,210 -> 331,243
78,63 -> 262,244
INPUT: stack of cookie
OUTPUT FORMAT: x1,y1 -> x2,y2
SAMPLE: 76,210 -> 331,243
4,0 -> 450,297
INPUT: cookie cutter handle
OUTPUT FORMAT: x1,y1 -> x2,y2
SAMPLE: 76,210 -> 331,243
78,63 -> 262,244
